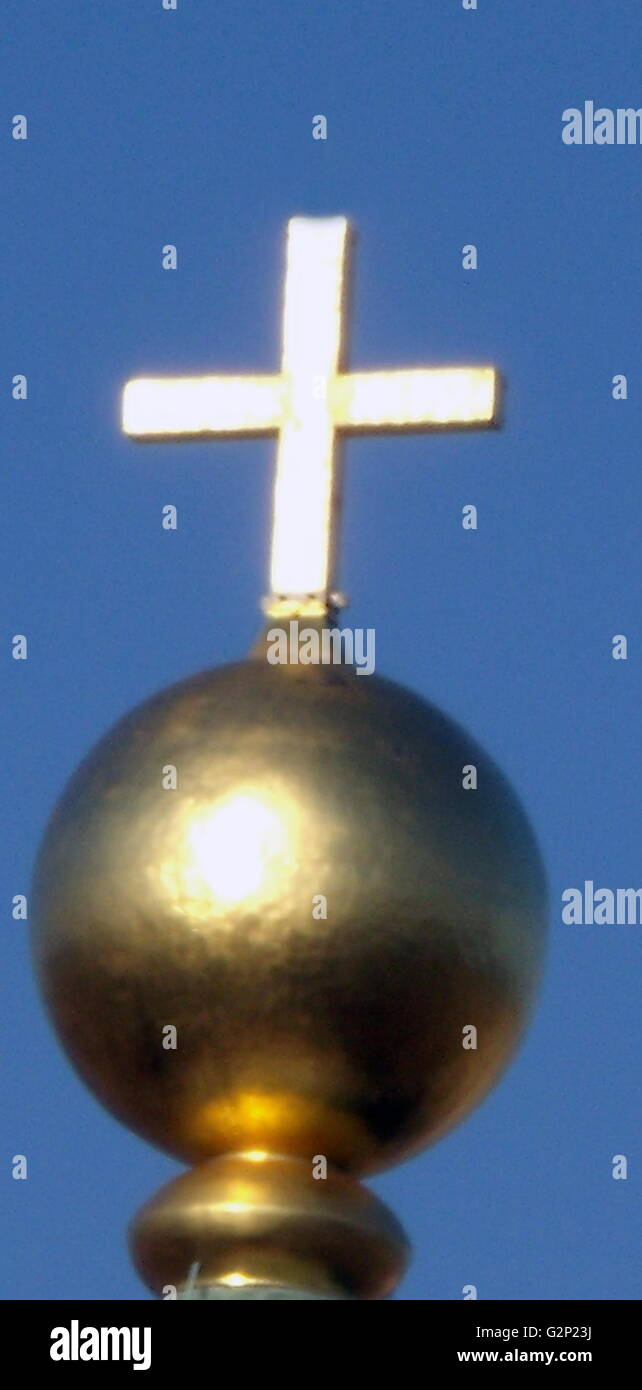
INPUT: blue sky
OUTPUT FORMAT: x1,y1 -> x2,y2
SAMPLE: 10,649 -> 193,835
2,0 -> 641,1300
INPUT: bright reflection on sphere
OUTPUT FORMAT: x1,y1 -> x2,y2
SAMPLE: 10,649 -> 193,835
186,792 -> 290,905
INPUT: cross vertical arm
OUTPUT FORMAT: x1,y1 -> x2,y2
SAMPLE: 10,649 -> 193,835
267,216 -> 350,617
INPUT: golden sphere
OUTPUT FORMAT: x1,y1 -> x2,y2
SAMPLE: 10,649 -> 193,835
32,644 -> 547,1174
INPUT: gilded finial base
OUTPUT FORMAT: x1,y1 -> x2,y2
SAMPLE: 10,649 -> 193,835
178,1286 -> 352,1300
129,1153 -> 409,1301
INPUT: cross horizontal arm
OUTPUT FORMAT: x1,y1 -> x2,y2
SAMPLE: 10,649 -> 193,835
331,367 -> 499,429
122,376 -> 284,439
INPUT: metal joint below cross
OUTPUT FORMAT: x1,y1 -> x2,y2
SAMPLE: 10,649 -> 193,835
122,217 -> 501,618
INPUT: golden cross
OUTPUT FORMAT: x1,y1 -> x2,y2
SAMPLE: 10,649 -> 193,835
122,217 -> 500,618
